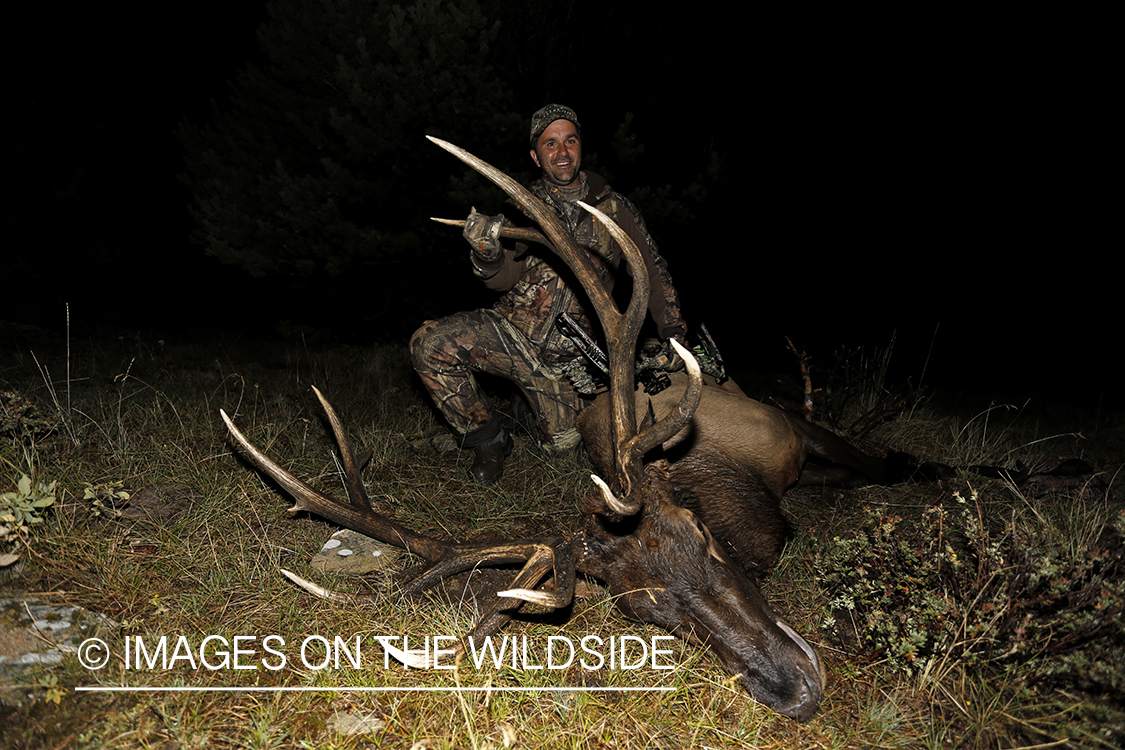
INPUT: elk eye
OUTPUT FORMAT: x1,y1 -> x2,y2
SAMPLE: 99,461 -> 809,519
694,518 -> 709,539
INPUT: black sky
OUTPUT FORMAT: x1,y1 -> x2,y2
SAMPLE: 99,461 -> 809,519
10,4 -> 1117,409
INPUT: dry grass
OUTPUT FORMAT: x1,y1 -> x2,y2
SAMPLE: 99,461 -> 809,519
1,332 -> 1122,748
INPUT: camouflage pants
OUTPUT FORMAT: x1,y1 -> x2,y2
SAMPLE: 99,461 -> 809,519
410,309 -> 586,448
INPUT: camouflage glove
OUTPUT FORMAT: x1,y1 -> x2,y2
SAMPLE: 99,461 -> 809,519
637,336 -> 688,373
463,208 -> 505,261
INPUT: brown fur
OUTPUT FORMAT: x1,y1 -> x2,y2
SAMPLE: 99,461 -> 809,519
575,462 -> 824,721
579,372 -> 902,579
668,446 -> 791,577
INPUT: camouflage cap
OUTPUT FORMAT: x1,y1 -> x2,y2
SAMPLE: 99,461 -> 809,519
530,104 -> 581,147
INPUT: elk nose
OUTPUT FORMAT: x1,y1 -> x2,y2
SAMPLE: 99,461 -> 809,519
779,666 -> 824,722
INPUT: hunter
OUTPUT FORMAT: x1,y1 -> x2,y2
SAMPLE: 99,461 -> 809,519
410,104 -> 687,483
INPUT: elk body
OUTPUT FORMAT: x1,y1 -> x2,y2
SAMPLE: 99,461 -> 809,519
221,138 -> 826,722
579,373 -> 910,577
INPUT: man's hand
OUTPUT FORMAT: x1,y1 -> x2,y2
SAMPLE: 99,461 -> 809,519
639,336 -> 688,373
463,208 -> 505,261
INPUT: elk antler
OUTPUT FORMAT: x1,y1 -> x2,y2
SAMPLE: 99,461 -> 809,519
222,386 -> 578,666
224,143 -> 829,722
426,136 -> 702,510
430,217 -> 550,248
222,138 -> 702,664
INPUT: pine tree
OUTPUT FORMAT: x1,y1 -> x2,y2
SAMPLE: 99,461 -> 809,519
179,0 -> 522,319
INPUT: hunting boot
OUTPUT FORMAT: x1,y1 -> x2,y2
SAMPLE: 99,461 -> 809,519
469,428 -> 513,484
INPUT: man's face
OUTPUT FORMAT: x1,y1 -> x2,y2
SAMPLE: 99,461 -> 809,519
530,119 -> 582,187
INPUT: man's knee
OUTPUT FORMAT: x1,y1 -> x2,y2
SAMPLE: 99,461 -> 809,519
410,312 -> 485,373
409,320 -> 440,372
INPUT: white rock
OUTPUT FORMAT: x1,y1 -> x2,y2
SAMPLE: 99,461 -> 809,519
310,529 -> 401,574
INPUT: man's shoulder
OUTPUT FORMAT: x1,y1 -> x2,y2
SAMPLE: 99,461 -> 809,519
585,173 -> 641,214
595,182 -> 644,220
583,171 -> 612,199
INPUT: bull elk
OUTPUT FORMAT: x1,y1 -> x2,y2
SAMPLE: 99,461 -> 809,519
579,372 -> 915,578
220,137 -> 826,721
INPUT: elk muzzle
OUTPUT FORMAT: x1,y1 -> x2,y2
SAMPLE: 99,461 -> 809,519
582,471 -> 825,721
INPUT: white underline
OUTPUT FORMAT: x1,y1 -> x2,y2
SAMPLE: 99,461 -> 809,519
75,686 -> 674,693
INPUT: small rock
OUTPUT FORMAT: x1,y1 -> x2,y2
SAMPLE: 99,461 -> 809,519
326,710 -> 386,735
0,596 -> 116,674
311,529 -> 401,574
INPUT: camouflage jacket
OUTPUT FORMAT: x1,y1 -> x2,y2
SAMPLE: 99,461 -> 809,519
471,171 -> 686,359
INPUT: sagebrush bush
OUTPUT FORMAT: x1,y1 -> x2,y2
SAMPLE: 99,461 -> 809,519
815,485 -> 1124,696
1,473 -> 57,550
0,390 -> 60,441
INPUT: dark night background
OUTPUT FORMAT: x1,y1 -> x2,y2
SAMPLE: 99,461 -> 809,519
9,3 -> 1118,411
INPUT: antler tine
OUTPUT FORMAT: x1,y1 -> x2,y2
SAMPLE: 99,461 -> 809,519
221,406 -> 449,563
590,473 -> 633,516
398,538 -> 563,595
426,136 -> 621,331
221,408 -> 339,518
311,385 -> 370,512
376,539 -> 574,669
280,568 -> 355,604
623,339 -> 704,463
430,217 -> 550,248
573,200 -> 650,495
497,536 -> 576,608
466,540 -> 571,633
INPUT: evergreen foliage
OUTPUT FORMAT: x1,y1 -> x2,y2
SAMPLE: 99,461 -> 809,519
176,0 -> 731,337
179,0 -> 522,292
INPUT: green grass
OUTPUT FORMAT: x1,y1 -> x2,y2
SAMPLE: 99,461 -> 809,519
1,332 -> 1122,748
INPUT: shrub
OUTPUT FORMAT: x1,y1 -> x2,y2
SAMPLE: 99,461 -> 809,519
0,390 -> 60,441
1,473 -> 57,563
815,485 -> 1125,696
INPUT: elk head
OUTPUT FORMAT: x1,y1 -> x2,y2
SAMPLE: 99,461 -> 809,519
220,138 -> 825,722
578,461 -> 824,720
